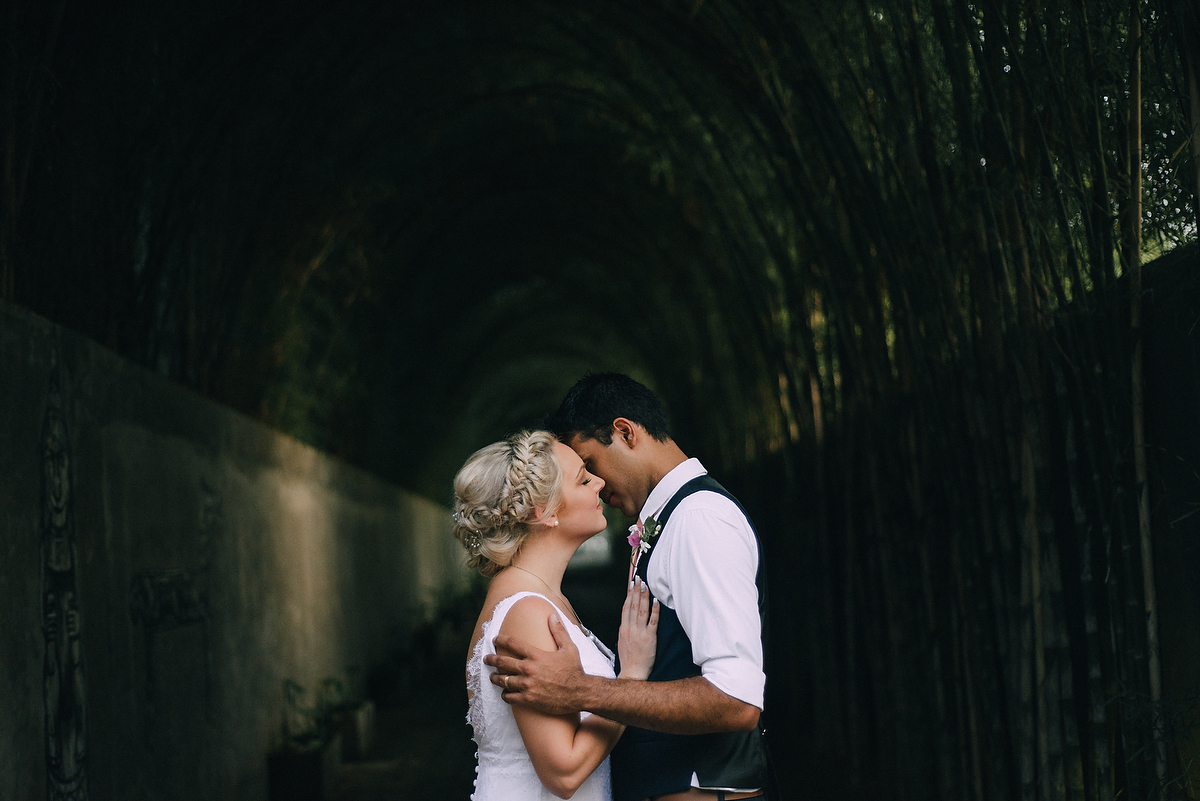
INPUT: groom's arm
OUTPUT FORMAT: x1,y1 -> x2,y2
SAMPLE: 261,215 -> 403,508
487,617 -> 760,735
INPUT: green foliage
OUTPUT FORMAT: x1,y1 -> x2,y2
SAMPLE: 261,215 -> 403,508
282,676 -> 350,752
257,215 -> 379,458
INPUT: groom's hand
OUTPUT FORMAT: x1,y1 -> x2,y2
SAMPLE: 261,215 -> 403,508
485,613 -> 588,715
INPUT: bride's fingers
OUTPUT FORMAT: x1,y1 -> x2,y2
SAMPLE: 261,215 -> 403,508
634,581 -> 649,623
622,578 -> 637,627
620,576 -> 661,632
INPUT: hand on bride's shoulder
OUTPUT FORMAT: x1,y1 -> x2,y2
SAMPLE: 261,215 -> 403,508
491,597 -> 588,718
618,577 -> 659,680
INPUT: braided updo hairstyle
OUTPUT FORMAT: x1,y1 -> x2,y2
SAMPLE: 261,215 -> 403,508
452,430 -> 564,577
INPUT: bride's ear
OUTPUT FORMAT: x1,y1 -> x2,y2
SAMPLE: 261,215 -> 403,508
533,507 -> 560,528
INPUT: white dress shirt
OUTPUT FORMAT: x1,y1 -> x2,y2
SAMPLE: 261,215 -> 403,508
638,458 -> 765,710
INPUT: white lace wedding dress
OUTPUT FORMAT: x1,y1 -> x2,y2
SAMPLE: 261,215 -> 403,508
467,591 -> 616,801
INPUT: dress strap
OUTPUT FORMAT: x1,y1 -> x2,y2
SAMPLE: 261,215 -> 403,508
486,591 -> 613,663
486,591 -> 563,642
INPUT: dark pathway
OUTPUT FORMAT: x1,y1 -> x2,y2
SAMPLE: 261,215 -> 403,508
331,677 -> 476,800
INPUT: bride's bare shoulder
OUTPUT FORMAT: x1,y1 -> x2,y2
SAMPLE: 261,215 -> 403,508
497,594 -> 558,650
470,573 -> 552,641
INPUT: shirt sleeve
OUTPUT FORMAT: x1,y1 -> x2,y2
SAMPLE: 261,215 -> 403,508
648,496 -> 765,710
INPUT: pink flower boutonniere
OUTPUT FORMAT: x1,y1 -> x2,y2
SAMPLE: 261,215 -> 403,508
627,515 -> 663,568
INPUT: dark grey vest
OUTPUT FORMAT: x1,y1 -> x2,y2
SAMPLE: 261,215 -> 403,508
609,475 -> 769,801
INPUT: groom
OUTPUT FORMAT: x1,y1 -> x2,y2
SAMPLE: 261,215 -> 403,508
485,373 -> 769,801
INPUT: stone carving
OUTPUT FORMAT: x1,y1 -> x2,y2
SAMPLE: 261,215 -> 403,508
129,566 -> 211,709
41,358 -> 89,801
129,568 -> 209,633
129,488 -> 213,715
199,477 -> 223,559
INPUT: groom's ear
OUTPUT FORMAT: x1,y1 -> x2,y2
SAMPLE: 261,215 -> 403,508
611,418 -> 638,449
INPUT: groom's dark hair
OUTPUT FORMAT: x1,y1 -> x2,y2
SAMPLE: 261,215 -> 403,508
546,373 -> 671,445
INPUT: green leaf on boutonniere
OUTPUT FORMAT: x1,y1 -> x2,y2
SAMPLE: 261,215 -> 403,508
642,516 -> 663,542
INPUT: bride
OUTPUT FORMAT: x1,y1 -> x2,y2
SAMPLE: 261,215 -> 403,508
454,430 -> 659,801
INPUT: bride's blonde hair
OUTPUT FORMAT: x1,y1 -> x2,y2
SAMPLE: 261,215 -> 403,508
452,430 -> 563,576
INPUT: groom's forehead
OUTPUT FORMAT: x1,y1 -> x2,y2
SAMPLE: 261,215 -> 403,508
565,433 -> 607,461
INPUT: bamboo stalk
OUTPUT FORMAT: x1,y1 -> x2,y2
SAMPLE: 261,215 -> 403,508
1080,11 -> 1120,292
1189,49 -> 1200,233
964,380 -> 1019,799
1019,431 -> 1038,801
1127,0 -> 1166,791
1109,516 -> 1141,801
1052,356 -> 1113,801
920,533 -> 956,800
841,427 -> 861,778
1042,505 -> 1075,801
1,0 -> 13,302
865,448 -> 897,791
951,526 -> 987,801
809,302 -> 843,753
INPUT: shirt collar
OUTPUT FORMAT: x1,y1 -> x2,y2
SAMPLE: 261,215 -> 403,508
639,458 -> 707,522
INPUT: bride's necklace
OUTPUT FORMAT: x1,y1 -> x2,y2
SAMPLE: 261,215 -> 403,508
509,564 -> 583,629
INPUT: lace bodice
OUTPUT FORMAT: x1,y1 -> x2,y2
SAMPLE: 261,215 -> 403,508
466,592 -> 616,801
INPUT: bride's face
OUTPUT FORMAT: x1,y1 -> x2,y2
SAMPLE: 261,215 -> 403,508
549,441 -> 608,537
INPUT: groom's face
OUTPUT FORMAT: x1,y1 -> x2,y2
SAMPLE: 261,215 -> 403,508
565,432 -> 643,519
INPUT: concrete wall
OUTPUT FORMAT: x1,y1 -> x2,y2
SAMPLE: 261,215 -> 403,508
0,300 -> 468,800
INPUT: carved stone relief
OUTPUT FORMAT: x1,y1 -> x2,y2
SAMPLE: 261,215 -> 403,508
129,568 -> 210,634
128,478 -> 216,731
41,358 -> 89,801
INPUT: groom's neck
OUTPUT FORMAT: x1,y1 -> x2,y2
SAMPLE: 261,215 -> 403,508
642,439 -> 688,494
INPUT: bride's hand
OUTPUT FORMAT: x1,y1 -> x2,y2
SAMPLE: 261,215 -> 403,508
617,575 -> 659,680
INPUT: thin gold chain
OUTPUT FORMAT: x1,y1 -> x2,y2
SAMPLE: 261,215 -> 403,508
508,564 -> 583,628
